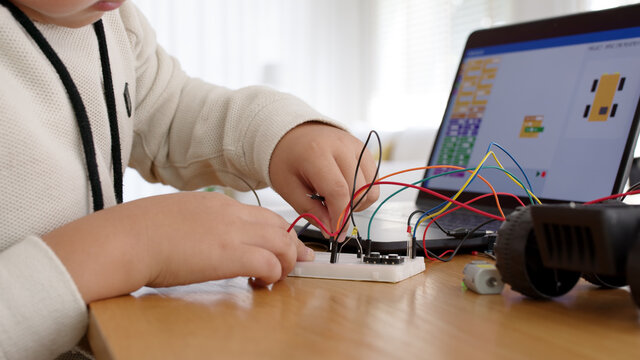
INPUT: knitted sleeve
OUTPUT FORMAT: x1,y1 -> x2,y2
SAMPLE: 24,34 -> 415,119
0,237 -> 87,360
120,3 -> 340,191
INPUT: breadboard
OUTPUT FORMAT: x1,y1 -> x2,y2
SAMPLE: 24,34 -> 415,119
289,252 -> 425,283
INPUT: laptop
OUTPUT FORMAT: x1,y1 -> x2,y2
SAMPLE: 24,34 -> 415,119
297,4 -> 640,254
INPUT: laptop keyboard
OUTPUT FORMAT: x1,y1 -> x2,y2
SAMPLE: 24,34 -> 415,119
433,212 -> 501,231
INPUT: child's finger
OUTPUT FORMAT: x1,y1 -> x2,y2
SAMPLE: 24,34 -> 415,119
300,156 -> 352,236
235,246 -> 282,285
220,204 -> 301,278
245,220 -> 299,277
295,239 -> 315,262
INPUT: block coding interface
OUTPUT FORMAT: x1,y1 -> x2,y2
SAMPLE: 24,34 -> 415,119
426,27 -> 640,202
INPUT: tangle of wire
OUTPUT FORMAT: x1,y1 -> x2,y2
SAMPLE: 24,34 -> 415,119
411,151 -> 541,238
343,130 -> 382,233
366,165 -> 535,239
291,135 -> 536,241
419,149 -> 541,220
285,132 -> 640,263
419,218 -> 497,262
412,143 -> 531,220
409,192 -> 522,261
419,192 -> 524,248
287,176 -> 640,262
330,145 -> 542,233
414,188 -> 640,261
289,136 -> 540,263
486,142 -> 533,192
336,130 -> 382,255
288,180 -> 505,236
289,137 -> 537,263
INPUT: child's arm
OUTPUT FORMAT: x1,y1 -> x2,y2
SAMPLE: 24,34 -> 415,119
42,191 -> 314,304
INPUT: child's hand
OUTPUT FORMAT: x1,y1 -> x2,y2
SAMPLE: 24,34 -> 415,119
269,123 -> 380,238
43,192 -> 313,303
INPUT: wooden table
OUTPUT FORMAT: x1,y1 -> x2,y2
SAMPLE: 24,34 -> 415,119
88,254 -> 640,359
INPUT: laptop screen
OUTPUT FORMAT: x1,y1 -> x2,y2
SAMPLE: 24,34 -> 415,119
422,8 -> 640,205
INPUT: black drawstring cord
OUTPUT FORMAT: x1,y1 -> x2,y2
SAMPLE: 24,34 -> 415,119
93,20 -> 123,204
1,0 -> 124,210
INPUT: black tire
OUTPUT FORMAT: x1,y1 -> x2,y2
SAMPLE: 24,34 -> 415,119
495,206 -> 581,299
627,238 -> 640,308
582,273 -> 627,289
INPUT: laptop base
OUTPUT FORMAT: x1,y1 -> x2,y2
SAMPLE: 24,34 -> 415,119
298,228 -> 496,255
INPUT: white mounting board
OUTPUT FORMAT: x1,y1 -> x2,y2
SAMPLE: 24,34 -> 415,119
289,252 -> 425,283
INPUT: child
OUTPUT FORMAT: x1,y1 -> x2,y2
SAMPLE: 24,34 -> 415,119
0,1 -> 379,359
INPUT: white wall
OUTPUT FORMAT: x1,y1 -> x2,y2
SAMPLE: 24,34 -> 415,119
124,0 -> 638,201
134,0 -> 369,124
131,0 -> 637,131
